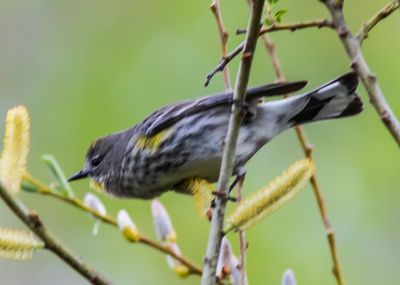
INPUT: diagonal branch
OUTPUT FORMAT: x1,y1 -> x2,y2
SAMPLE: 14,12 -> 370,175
201,0 -> 266,284
205,43 -> 244,87
356,1 -> 399,44
22,174 -> 203,276
0,182 -> 113,285
323,0 -> 400,145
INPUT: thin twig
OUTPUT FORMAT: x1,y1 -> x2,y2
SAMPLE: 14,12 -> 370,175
210,0 -> 232,90
205,19 -> 333,87
201,0 -> 266,284
205,43 -> 244,87
323,0 -> 400,145
0,182 -> 113,285
236,19 -> 334,34
260,35 -> 284,81
236,178 -> 247,285
356,1 -> 399,44
259,26 -> 345,285
22,174 -> 203,276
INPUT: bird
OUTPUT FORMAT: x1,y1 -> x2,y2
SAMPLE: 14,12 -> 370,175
68,72 -> 362,200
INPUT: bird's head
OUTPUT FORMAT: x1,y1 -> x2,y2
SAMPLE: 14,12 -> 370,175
68,134 -> 119,190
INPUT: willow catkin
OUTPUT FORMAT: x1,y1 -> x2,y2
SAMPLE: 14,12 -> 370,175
0,106 -> 30,195
0,227 -> 43,261
224,159 -> 315,233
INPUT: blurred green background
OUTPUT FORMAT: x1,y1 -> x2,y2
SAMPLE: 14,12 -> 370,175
0,0 -> 399,284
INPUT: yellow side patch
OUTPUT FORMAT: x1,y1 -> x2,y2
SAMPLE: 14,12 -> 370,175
187,178 -> 214,218
89,179 -> 106,192
135,128 -> 171,153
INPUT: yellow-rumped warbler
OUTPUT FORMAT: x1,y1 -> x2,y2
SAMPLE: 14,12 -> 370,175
68,72 -> 362,199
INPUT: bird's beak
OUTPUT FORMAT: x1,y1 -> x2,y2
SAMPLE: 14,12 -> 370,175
67,169 -> 89,182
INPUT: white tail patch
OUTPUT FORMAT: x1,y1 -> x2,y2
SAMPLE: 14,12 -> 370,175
313,93 -> 356,120
316,81 -> 347,99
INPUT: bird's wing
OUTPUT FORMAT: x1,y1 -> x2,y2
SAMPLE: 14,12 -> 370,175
139,80 -> 307,137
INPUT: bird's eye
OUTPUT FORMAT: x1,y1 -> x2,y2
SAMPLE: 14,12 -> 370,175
91,155 -> 102,167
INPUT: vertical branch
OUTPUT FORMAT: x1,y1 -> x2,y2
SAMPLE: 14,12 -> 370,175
201,0 -> 265,284
236,178 -> 247,285
259,28 -> 345,285
323,0 -> 400,146
210,1 -> 248,284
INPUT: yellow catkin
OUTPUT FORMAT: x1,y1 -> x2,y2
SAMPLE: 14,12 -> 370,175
187,178 -> 214,217
135,128 -> 172,153
166,243 -> 190,278
0,106 -> 30,195
172,265 -> 190,278
224,159 -> 315,233
166,231 -> 177,243
0,227 -> 43,261
122,227 -> 140,242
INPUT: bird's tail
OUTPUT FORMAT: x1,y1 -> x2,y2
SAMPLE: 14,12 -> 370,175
272,72 -> 363,128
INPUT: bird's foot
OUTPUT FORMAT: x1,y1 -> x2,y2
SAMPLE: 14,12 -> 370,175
207,168 -> 246,221
206,192 -> 237,221
211,191 -> 238,204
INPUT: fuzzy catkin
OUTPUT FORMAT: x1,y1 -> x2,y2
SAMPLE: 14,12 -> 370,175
0,227 -> 43,261
0,106 -> 30,195
225,159 -> 315,233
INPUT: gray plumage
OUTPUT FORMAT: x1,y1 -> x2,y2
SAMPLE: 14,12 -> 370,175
69,72 -> 363,199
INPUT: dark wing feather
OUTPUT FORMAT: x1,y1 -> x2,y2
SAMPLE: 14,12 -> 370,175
139,80 -> 307,136
246,80 -> 307,100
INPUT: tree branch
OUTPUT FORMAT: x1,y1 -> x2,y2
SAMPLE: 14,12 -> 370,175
205,19 -> 333,87
207,1 -> 399,91
323,0 -> 400,146
0,182 -> 113,285
356,1 -> 399,44
210,1 -> 249,283
236,177 -> 247,285
22,174 -> 203,276
258,2 -> 346,281
201,0 -> 265,284
210,0 -> 232,90
236,19 -> 334,35
205,43 -> 244,87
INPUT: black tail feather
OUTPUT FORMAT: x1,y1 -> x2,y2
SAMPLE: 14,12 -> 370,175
335,92 -> 363,118
288,72 -> 363,125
